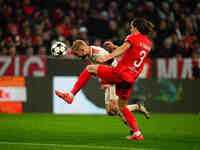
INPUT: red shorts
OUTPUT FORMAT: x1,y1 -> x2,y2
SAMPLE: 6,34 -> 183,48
97,65 -> 134,100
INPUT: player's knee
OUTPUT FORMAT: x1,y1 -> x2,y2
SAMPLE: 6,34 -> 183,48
106,104 -> 117,116
86,65 -> 98,74
110,100 -> 120,112
86,65 -> 91,72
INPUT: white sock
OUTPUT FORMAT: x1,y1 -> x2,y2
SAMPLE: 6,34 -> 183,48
127,104 -> 138,111
134,131 -> 141,136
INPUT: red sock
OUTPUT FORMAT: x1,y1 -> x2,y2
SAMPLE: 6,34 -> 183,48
71,69 -> 91,95
122,107 -> 139,132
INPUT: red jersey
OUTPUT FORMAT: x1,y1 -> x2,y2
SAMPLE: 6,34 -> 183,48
114,33 -> 151,83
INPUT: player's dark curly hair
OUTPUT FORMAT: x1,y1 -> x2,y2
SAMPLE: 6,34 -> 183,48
130,18 -> 154,35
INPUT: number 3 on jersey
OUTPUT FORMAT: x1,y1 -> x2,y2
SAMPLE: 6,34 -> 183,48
133,50 -> 146,68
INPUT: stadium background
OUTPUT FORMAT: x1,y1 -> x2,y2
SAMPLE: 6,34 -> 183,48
0,0 -> 200,150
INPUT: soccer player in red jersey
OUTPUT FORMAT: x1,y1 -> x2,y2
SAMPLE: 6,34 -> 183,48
86,18 -> 154,140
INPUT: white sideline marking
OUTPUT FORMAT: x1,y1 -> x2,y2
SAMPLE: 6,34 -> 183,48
0,141 -> 157,150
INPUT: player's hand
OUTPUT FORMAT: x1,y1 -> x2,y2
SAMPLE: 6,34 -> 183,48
103,41 -> 115,50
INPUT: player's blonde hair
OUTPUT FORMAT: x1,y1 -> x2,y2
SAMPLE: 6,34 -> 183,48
71,40 -> 88,52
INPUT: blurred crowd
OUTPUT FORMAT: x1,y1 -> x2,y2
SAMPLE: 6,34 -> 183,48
0,0 -> 200,59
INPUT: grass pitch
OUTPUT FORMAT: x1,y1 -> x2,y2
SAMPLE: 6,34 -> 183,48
0,114 -> 199,150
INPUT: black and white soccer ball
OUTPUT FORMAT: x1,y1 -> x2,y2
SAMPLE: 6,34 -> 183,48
51,41 -> 67,57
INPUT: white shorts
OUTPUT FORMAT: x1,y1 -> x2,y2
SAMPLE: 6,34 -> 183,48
105,84 -> 119,104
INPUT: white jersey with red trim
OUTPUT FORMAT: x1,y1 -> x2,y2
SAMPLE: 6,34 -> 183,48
88,46 -> 117,67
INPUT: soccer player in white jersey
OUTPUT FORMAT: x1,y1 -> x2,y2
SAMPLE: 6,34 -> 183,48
55,40 -> 150,118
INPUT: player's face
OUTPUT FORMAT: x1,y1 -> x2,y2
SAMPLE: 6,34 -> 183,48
129,24 -> 134,33
74,47 -> 89,58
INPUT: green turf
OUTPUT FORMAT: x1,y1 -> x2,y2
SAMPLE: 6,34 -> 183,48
0,114 -> 200,150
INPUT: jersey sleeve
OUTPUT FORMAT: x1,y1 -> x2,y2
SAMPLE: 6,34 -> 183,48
124,35 -> 135,48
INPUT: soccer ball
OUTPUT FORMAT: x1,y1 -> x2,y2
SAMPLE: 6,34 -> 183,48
51,41 -> 67,57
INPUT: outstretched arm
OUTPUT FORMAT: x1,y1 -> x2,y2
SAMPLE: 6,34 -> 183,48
98,42 -> 131,63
